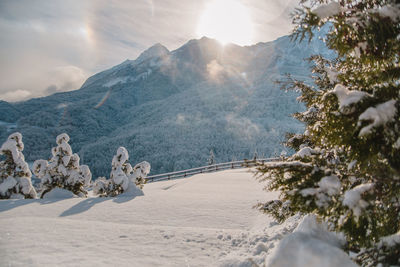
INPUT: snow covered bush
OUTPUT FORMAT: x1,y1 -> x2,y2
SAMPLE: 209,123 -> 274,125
256,0 -> 400,266
0,132 -> 36,199
93,147 -> 150,197
32,133 -> 92,198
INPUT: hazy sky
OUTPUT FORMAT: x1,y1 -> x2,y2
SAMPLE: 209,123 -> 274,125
0,0 -> 297,102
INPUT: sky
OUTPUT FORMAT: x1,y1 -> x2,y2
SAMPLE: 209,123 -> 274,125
0,0 -> 297,102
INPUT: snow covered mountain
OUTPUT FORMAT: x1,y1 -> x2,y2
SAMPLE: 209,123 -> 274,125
0,32 -> 334,177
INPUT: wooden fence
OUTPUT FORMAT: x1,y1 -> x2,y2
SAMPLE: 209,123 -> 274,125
145,158 -> 278,183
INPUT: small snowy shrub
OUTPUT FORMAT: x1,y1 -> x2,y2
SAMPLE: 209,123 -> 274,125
256,0 -> 400,266
32,133 -> 92,198
132,161 -> 150,189
0,132 -> 37,199
93,147 -> 150,197
92,177 -> 109,197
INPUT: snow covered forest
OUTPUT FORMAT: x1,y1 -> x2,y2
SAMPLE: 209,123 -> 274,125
1,0 -> 400,266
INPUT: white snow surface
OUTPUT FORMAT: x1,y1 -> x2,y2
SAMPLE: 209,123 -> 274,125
0,169 -> 354,266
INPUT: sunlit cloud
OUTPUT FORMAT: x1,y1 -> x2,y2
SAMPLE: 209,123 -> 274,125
0,0 -> 297,102
44,66 -> 88,94
197,0 -> 254,45
0,90 -> 32,102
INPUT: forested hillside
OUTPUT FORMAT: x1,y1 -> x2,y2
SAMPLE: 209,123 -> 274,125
0,31 -> 334,177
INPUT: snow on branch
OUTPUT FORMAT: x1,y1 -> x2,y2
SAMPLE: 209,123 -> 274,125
343,183 -> 374,218
358,100 -> 397,137
260,160 -> 313,170
312,2 -> 343,19
330,84 -> 370,113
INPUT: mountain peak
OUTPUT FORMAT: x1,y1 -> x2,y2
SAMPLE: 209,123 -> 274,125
185,36 -> 220,46
136,43 -> 170,63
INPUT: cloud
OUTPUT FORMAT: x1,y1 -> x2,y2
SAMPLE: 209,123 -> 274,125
0,64 -> 88,102
0,0 -> 297,102
44,66 -> 87,94
0,90 -> 32,102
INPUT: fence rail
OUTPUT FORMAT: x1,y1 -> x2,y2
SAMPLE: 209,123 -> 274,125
145,158 -> 279,183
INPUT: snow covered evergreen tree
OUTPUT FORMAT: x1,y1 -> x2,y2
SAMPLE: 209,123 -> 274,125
93,147 -> 150,197
0,132 -> 36,199
32,133 -> 91,198
207,150 -> 215,165
252,150 -> 258,161
256,1 -> 400,266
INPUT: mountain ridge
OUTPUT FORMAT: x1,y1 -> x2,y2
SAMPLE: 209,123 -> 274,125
0,33 -> 333,177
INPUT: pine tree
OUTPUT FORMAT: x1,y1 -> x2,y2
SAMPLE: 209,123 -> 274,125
253,150 -> 258,161
93,147 -> 150,197
256,1 -> 400,265
207,150 -> 215,165
32,133 -> 92,198
0,132 -> 37,199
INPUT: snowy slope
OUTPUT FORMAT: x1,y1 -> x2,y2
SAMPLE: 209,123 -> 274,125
0,169 -> 355,267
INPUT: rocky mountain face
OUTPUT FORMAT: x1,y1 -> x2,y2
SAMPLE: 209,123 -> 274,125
0,32 -> 334,177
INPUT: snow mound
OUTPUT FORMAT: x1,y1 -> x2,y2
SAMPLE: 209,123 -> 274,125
42,188 -> 78,199
218,214 -> 301,267
266,214 -> 356,267
117,180 -> 144,198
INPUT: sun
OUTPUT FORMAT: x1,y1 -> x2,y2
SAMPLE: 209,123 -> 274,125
196,0 -> 254,46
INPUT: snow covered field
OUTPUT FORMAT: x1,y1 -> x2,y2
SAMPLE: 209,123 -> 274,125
0,168 -> 355,266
